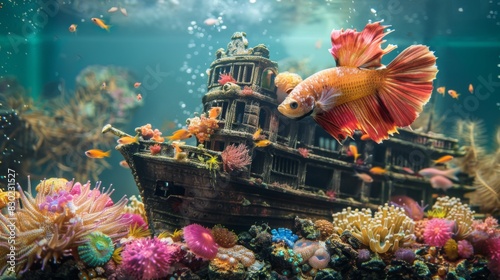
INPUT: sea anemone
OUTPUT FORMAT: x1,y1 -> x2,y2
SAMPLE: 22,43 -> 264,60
394,248 -> 416,264
77,231 -> 114,267
183,224 -> 218,259
212,225 -> 238,248
121,237 -> 177,280
443,239 -> 459,261
457,240 -> 474,259
308,247 -> 330,269
423,218 -> 453,247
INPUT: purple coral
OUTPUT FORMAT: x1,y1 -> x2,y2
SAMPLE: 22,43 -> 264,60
221,143 -> 252,172
38,190 -> 74,213
121,237 -> 177,280
357,249 -> 371,262
457,240 -> 474,259
394,248 -> 416,264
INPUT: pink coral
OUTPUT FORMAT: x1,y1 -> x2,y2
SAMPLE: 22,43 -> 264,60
423,218 -> 453,247
457,240 -> 474,259
186,114 -> 219,143
487,236 -> 500,277
293,239 -> 319,262
218,73 -> 236,85
121,237 -> 177,280
221,144 -> 252,172
38,190 -> 74,213
472,217 -> 499,236
139,123 -> 154,140
149,144 -> 161,155
241,85 -> 253,95
297,148 -> 310,158
308,248 -> 330,269
183,224 -> 218,259
122,213 -> 148,229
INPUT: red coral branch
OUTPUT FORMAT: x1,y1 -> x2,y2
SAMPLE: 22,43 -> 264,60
221,144 -> 252,173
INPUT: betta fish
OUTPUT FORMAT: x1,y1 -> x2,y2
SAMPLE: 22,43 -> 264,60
278,22 -> 438,143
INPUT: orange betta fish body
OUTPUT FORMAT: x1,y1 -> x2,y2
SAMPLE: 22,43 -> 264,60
278,22 -> 437,143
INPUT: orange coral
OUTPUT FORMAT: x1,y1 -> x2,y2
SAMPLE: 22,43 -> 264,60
314,219 -> 334,240
212,225 -> 238,248
187,114 -> 219,143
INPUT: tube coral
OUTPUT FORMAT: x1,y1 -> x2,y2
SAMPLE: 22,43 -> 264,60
121,237 -> 178,280
0,178 -> 129,275
183,224 -> 219,260
221,143 -> 252,173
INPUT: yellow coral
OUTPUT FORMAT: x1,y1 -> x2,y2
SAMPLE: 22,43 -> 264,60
158,229 -> 183,242
443,239 -> 459,261
332,204 -> 415,253
124,195 -> 148,224
432,196 -> 474,240
314,219 -> 335,241
426,208 -> 447,218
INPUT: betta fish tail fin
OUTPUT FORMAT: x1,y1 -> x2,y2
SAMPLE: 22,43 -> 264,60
378,45 -> 438,128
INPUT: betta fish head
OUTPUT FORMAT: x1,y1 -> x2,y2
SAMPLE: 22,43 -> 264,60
278,93 -> 315,120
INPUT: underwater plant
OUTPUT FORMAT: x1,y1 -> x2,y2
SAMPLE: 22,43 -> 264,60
0,178 -> 129,274
220,143 -> 252,173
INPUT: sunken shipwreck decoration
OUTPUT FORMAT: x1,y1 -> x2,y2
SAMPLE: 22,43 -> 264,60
104,32 -> 474,234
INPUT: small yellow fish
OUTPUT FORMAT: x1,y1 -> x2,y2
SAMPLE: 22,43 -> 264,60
171,141 -> 185,154
369,166 -> 387,175
436,86 -> 446,95
349,144 -> 360,162
433,155 -> 453,164
91,18 -> 111,32
468,83 -> 474,94
68,24 -> 77,33
255,139 -> 272,147
208,107 -> 222,119
448,89 -> 459,99
85,149 -> 111,158
166,129 -> 192,141
117,135 -> 139,145
253,127 -> 262,141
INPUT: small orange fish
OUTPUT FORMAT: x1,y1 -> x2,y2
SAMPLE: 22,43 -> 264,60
354,172 -> 373,183
208,107 -> 222,119
253,127 -> 263,141
255,139 -> 272,147
468,83 -> 473,94
166,129 -> 192,141
117,135 -> 139,145
68,24 -> 77,33
360,134 -> 371,141
447,89 -> 459,99
119,160 -> 129,168
134,82 -> 141,88
433,155 -> 453,164
171,141 -> 184,154
85,149 -> 111,158
369,166 -> 387,175
436,86 -> 446,95
91,18 -> 111,31
348,144 -> 360,162
137,93 -> 142,101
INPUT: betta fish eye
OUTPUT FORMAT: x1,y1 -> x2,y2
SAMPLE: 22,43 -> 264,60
289,101 -> 299,109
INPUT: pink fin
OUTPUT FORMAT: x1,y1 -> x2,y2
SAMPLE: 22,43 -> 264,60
314,94 -> 398,143
379,45 -> 438,127
329,21 -> 397,68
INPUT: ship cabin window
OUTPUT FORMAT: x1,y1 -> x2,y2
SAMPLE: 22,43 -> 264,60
314,126 -> 337,151
270,155 -> 299,186
297,122 -> 311,146
212,65 -> 232,86
233,63 -> 254,84
154,181 -> 185,198
206,101 -> 229,120
368,181 -> 383,203
277,116 -> 291,141
212,141 -> 225,152
390,148 -> 425,173
258,107 -> 271,131
251,150 -> 266,175
261,68 -> 276,90
234,101 -> 246,124
339,171 -> 361,198
304,164 -> 333,191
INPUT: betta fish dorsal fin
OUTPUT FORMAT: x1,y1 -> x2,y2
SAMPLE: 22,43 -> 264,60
329,22 -> 396,68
